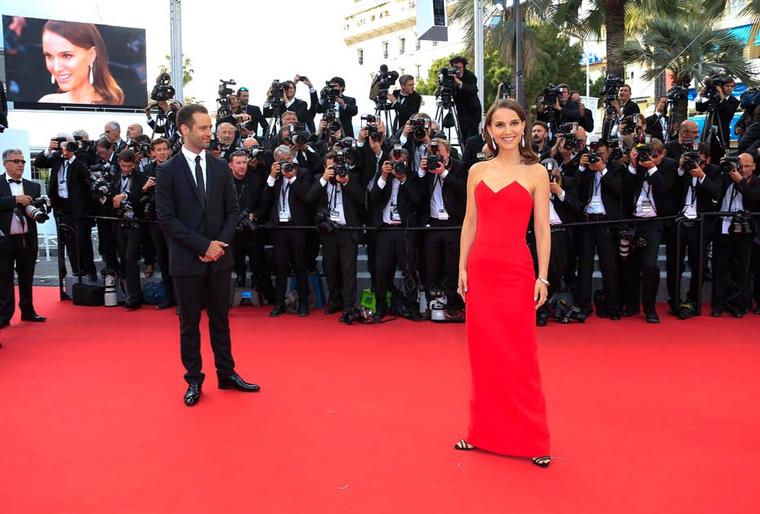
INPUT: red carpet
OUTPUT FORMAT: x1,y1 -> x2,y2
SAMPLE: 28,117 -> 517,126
1,287 -> 759,514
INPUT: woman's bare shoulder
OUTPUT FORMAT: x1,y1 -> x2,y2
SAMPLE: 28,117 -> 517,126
468,160 -> 491,179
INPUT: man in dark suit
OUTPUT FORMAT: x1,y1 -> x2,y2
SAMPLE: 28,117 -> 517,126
576,140 -> 624,319
621,139 -> 675,323
645,96 -> 670,143
103,121 -> 127,154
417,139 -> 467,311
664,120 -> 700,161
614,84 -> 641,119
317,76 -> 358,138
155,104 -> 260,406
306,151 -> 363,321
263,78 -> 319,134
449,56 -> 482,141
0,150 -> 46,327
389,75 -> 422,132
264,145 -> 315,317
368,148 -> 420,321
237,87 -> 269,137
696,77 -> 740,162
34,139 -> 97,280
462,133 -> 488,171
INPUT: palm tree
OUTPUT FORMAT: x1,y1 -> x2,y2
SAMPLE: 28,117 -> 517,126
620,17 -> 756,120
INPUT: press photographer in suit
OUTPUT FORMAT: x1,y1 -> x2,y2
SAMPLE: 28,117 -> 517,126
317,76 -> 358,138
613,84 -> 640,118
237,87 -> 269,137
448,56 -> 482,141
306,151 -> 364,321
696,76 -> 739,162
0,150 -> 47,327
35,137 -> 97,280
156,103 -> 260,406
417,138 -> 467,311
389,75 -> 422,131
645,96 -> 670,143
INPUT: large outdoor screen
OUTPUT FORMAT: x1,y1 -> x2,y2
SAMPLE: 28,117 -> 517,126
2,15 -> 147,108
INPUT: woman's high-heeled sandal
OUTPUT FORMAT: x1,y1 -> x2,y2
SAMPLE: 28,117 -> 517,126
454,440 -> 476,451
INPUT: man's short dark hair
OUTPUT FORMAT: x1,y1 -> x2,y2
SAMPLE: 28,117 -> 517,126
329,76 -> 346,89
450,56 -> 468,66
96,138 -> 112,150
151,138 -> 170,149
399,74 -> 414,86
118,149 -> 136,162
323,150 -> 338,166
596,139 -> 610,150
532,120 -> 548,131
177,104 -> 209,131
135,134 -> 151,145
620,84 -> 632,91
228,150 -> 247,162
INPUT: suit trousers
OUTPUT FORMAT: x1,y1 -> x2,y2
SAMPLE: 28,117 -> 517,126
712,232 -> 753,312
116,223 -> 143,304
54,208 -> 96,276
665,221 -> 710,306
174,267 -> 235,384
374,227 -> 415,316
530,228 -> 569,317
423,223 -> 462,308
272,226 -> 309,306
0,234 -> 37,321
621,219 -> 664,315
577,222 -> 621,315
97,218 -> 119,272
321,229 -> 358,311
149,223 -> 174,304
233,230 -> 274,302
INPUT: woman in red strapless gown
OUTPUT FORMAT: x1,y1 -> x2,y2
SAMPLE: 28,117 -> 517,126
456,99 -> 552,467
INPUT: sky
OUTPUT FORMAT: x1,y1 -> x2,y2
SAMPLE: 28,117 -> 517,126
2,0 -> 375,143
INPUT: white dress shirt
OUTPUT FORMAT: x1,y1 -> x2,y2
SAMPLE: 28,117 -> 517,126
720,183 -> 745,234
583,167 -> 607,215
181,146 -> 207,188
8,177 -> 28,234
629,165 -> 658,217
267,175 -> 298,221
376,176 -> 402,224
320,178 -> 348,226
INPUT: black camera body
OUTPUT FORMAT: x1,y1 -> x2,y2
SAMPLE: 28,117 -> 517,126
681,151 -> 700,172
236,210 -> 258,233
636,143 -> 652,163
374,64 -> 399,108
731,210 -> 753,234
23,196 -> 52,222
150,72 -> 176,102
602,75 -> 624,103
321,81 -> 339,105
361,115 -> 382,142
719,156 -> 741,174
288,122 -> 309,146
542,84 -> 563,107
333,151 -> 349,179
279,160 -> 296,173
426,155 -> 441,171
667,84 -> 689,104
87,164 -> 114,202
315,208 -> 338,234
216,78 -> 237,118
619,114 -> 638,136
323,108 -> 341,133
412,118 -> 429,140
392,161 -> 408,178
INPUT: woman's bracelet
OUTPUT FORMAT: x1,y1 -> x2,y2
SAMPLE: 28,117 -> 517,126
536,277 -> 550,287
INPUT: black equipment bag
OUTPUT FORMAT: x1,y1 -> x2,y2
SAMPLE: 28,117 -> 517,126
72,283 -> 105,306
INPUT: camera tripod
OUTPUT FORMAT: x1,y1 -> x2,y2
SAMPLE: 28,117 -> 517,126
374,98 -> 396,133
700,105 -> 726,157
600,101 -> 618,143
434,98 -> 463,148
264,102 -> 286,140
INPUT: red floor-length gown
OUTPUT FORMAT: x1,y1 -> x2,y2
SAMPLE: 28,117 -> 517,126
464,179 -> 550,457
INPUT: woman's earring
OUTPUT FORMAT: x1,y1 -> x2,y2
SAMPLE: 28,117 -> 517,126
521,135 -> 525,147
89,65 -> 94,85
50,74 -> 55,85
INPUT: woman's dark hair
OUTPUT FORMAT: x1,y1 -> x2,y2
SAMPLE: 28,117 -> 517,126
482,99 -> 539,164
43,20 -> 124,105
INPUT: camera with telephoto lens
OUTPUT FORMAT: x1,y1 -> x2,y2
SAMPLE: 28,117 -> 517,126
216,78 -> 236,119
542,84 -> 563,107
320,81 -> 339,105
73,135 -> 94,153
361,114 -> 382,142
335,137 -> 358,161
288,122 -> 309,146
412,118 -> 429,140
236,209 -> 258,232
681,151 -> 700,172
279,160 -> 295,173
587,142 -> 601,164
23,196 -> 52,222
333,151 -> 349,179
435,67 -> 457,106
315,207 -> 338,234
87,163 -> 114,202
150,72 -> 175,102
551,298 -> 587,324
128,140 -> 152,158
426,155 -> 441,171
601,76 -> 624,103
392,161 -> 408,178
619,114 -> 638,136
700,74 -> 730,110
635,142 -> 652,163
618,225 -> 646,259
667,84 -> 689,104
731,210 -> 753,234
323,108 -> 342,133
719,156 -> 741,174
373,64 -> 399,109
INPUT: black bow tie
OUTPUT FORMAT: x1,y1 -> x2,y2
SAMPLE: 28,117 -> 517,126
8,179 -> 22,184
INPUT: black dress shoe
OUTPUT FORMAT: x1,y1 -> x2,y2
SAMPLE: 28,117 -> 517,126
155,300 -> 176,310
711,308 -> 723,317
536,314 -> 548,327
609,314 -> 621,321
124,301 -> 142,310
339,311 -> 352,323
324,304 -> 343,315
21,313 -> 46,322
727,306 -> 744,319
184,382 -> 202,406
645,312 -> 660,324
270,305 -> 286,317
218,373 -> 260,392
298,303 -> 309,317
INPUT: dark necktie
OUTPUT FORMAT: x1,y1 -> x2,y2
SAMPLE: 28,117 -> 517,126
9,179 -> 21,184
194,155 -> 206,207
60,161 -> 68,183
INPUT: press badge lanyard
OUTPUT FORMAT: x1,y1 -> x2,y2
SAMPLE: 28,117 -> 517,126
328,184 -> 342,223
433,175 -> 449,220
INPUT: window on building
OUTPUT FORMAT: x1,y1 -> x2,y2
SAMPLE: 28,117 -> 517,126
415,38 -> 421,51
358,48 -> 364,65
416,64 -> 421,78
432,41 -> 438,47
401,67 -> 405,75
400,37 -> 406,55
383,41 -> 389,59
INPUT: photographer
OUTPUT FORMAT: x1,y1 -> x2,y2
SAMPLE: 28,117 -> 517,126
537,83 -> 580,132
665,143 -> 721,317
145,99 -> 180,144
34,137 -> 97,280
264,145 -> 315,317
447,56 -> 482,141
264,77 -> 319,133
103,121 -> 127,154
72,129 -> 98,165
109,149 -> 146,310
228,151 -> 274,304
237,87 -> 269,137
215,122 -> 239,158
696,76 -> 739,161
576,139 -> 624,319
531,121 -> 552,160
389,74 -> 422,131
418,138 -> 467,313
368,147 -> 420,322
263,111 -> 299,150
357,116 -> 392,189
317,76 -> 358,138
93,138 -> 120,272
399,113 -> 436,173
288,122 -> 321,175
664,120 -> 700,161
570,91 -> 594,133
0,149 -> 47,327
612,84 -> 640,118
126,124 -> 143,145
620,139 -> 676,323
551,125 -> 588,178
712,153 -> 760,317
536,158 -> 583,326
305,151 -> 364,321
645,96 -> 670,143
140,138 -> 176,309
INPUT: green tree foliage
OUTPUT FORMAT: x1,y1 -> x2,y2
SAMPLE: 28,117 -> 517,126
416,55 -> 458,95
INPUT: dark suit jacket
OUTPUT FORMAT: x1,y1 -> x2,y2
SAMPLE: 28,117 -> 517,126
242,104 -> 269,136
108,171 -> 146,217
368,174 -> 420,228
738,121 -> 760,154
577,163 -> 624,219
0,175 -> 41,249
305,173 -> 364,229
262,171 -> 315,227
696,95 -> 739,147
34,152 -> 91,219
155,151 -> 239,276
623,157 -> 676,217
462,134 -> 486,170
645,113 -> 669,142
391,89 -> 422,129
672,164 -> 721,214
317,94 -> 358,138
621,101 -> 641,117
551,176 -> 583,223
418,158 -> 467,225
452,69 -> 482,128
233,171 -> 270,223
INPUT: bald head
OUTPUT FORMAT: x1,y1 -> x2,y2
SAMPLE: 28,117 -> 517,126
739,153 -> 756,177
679,121 -> 699,143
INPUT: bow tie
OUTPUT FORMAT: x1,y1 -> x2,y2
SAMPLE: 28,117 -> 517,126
8,179 -> 22,184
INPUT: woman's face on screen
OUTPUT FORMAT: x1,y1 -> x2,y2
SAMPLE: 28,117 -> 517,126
42,30 -> 95,92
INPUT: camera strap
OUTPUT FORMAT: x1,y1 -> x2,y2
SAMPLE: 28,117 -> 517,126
60,161 -> 68,184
